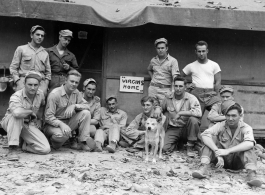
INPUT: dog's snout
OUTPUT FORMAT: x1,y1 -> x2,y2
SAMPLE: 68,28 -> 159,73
147,126 -> 151,130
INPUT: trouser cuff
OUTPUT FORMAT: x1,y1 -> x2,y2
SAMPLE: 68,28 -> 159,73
201,156 -> 211,164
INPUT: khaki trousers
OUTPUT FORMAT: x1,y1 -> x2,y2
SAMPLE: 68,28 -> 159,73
1,115 -> 51,154
148,85 -> 171,104
95,124 -> 120,145
44,110 -> 91,149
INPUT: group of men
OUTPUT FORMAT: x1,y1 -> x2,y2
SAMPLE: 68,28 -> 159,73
0,25 -> 262,187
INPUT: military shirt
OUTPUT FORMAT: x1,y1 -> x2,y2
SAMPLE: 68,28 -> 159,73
99,107 -> 127,128
125,113 -> 149,132
81,92 -> 101,122
1,88 -> 45,124
46,45 -> 78,75
147,54 -> 179,86
201,121 -> 256,149
45,85 -> 89,127
10,43 -> 51,82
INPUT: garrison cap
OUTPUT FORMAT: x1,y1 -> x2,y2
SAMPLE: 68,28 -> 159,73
83,78 -> 97,87
30,25 -> 45,34
154,38 -> 168,46
106,94 -> 117,103
219,85 -> 234,94
59,29 -> 73,38
25,71 -> 42,82
221,99 -> 236,115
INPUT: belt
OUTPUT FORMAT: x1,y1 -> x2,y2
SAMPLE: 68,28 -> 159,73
19,73 -> 45,80
150,82 -> 171,88
192,87 -> 214,92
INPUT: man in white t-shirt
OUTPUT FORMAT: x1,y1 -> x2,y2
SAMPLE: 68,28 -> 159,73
181,41 -> 221,115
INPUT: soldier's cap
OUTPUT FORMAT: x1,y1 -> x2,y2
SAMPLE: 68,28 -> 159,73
30,25 -> 45,34
83,78 -> 97,87
219,85 -> 234,94
25,71 -> 42,82
59,30 -> 73,38
154,38 -> 168,46
106,95 -> 117,103
221,99 -> 236,115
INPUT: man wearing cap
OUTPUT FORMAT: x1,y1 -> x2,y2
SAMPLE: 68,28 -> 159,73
94,95 -> 127,153
44,70 -> 95,151
46,30 -> 79,93
147,38 -> 179,103
181,41 -> 221,115
208,85 -> 244,127
192,100 -> 261,187
10,25 -> 51,96
81,78 -> 100,142
1,71 -> 51,161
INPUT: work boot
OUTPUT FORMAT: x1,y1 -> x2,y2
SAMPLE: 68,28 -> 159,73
106,141 -> 116,153
187,145 -> 195,157
86,137 -> 96,151
192,164 -> 210,179
94,141 -> 103,152
70,138 -> 82,150
246,170 -> 262,187
119,140 -> 130,148
80,142 -> 92,151
7,145 -> 19,161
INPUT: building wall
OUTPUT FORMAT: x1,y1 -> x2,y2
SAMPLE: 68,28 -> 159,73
104,24 -> 265,129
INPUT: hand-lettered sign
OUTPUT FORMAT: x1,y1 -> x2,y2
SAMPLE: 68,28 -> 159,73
120,76 -> 144,93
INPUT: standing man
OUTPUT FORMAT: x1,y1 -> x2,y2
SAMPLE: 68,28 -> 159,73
94,96 -> 127,153
46,30 -> 79,92
1,71 -> 51,161
81,78 -> 101,137
161,77 -> 202,156
192,100 -> 261,187
182,41 -> 221,115
147,38 -> 180,103
10,25 -> 51,96
44,70 -> 95,151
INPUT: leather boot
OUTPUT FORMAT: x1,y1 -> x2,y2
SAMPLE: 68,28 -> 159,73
246,170 -> 262,187
94,141 -> 103,152
106,141 -> 116,153
192,164 -> 210,179
7,145 -> 19,161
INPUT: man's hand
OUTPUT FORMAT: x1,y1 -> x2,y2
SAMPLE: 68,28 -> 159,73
139,131 -> 146,135
215,149 -> 230,156
63,63 -> 70,70
59,123 -> 72,137
187,83 -> 196,91
30,112 -> 37,121
64,105 -> 76,118
216,156 -> 224,169
110,115 -> 118,124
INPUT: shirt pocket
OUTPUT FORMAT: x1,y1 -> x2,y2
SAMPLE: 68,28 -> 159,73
58,98 -> 68,108
22,56 -> 32,70
220,134 -> 229,143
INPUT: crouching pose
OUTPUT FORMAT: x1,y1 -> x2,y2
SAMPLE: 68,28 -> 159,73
1,71 -> 51,161
94,95 -> 127,153
192,100 -> 262,187
44,70 -> 95,151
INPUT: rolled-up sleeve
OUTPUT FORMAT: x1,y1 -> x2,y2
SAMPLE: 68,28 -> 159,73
9,94 -> 23,114
189,96 -> 202,117
207,103 -> 221,122
201,122 -> 223,139
75,93 -> 90,111
243,126 -> 256,145
171,59 -> 180,78
44,54 -> 51,80
10,47 -> 22,82
45,93 -> 62,127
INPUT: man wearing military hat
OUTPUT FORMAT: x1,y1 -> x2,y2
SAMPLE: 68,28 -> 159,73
207,85 -> 244,127
46,29 -> 79,93
1,71 -> 51,161
192,100 -> 261,187
10,25 -> 51,96
147,38 -> 180,104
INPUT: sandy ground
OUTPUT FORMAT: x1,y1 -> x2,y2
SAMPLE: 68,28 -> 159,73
0,136 -> 264,195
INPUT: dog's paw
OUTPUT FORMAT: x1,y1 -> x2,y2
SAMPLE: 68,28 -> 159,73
145,158 -> 149,163
152,159 -> 157,164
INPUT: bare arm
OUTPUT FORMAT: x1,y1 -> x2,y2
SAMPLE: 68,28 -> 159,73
90,119 -> 98,126
202,135 -> 219,151
13,108 -> 33,119
148,70 -> 153,79
214,72 -> 221,93
216,141 -> 254,156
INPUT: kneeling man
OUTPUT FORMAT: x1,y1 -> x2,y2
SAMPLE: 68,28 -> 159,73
192,100 -> 261,187
1,71 -> 51,160
94,96 -> 127,153
161,77 -> 202,156
44,70 -> 95,151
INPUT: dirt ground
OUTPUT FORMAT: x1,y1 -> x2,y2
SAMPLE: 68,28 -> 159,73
0,136 -> 264,195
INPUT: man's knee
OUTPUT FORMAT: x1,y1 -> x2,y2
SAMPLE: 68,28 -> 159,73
38,145 -> 51,154
51,134 -> 68,144
188,117 -> 200,125
80,110 -> 91,118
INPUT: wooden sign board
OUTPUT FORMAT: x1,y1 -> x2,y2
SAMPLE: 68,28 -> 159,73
119,76 -> 144,93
